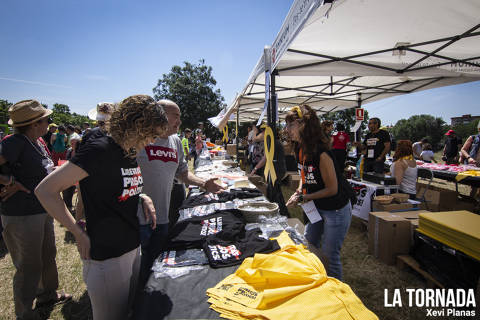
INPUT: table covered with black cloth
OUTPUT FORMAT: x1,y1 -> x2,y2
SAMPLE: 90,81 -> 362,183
422,169 -> 480,188
134,219 -> 324,320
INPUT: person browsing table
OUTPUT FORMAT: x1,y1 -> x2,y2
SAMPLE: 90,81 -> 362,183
285,104 -> 352,280
35,95 -> 165,320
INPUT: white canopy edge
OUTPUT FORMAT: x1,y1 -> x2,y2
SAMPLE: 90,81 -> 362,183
214,0 -> 480,127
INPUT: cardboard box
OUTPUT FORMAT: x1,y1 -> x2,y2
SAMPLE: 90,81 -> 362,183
368,211 -> 429,265
368,212 -> 412,265
416,185 -> 458,211
372,201 -> 414,212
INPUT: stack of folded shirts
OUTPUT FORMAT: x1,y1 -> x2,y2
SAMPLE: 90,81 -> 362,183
417,210 -> 480,260
206,232 -> 378,320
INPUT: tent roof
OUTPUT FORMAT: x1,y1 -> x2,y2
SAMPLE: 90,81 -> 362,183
217,0 -> 480,128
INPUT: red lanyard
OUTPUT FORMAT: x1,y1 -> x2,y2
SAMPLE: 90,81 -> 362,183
299,149 -> 306,195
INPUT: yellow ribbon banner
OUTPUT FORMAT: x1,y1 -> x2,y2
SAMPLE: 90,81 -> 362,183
263,126 -> 277,185
222,124 -> 228,143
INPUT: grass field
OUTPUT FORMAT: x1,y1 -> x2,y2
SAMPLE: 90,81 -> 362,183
0,168 -> 476,319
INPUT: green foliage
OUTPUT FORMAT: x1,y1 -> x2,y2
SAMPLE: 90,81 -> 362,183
47,103 -> 93,127
0,99 -> 13,127
153,59 -> 225,138
391,114 -> 447,150
452,119 -> 480,141
319,108 -> 369,141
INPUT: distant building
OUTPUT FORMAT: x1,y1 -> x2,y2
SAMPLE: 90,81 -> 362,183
451,114 -> 480,126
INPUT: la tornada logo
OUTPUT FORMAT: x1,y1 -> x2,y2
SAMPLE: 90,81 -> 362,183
384,288 -> 476,317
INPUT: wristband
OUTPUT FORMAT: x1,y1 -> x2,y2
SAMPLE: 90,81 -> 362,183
8,175 -> 15,186
76,220 -> 86,232
298,194 -> 304,202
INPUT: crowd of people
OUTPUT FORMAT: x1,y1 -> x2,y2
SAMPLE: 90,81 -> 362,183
1,96 -> 479,319
0,97 -> 223,319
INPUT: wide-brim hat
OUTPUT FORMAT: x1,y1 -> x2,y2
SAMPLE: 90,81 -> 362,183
88,102 -> 115,121
8,99 -> 52,127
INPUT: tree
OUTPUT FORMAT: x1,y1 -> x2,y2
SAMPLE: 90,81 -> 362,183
391,114 -> 446,150
153,60 -> 225,138
452,119 -> 480,142
51,103 -> 72,125
0,99 -> 12,125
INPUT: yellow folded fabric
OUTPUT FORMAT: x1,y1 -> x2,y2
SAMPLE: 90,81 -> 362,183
418,210 -> 480,260
455,170 -> 480,181
207,231 -> 378,320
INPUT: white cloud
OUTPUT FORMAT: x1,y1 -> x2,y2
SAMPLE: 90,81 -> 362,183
0,77 -> 72,89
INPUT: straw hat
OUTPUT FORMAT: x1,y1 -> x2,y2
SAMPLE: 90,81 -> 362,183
88,102 -> 115,121
8,100 -> 52,127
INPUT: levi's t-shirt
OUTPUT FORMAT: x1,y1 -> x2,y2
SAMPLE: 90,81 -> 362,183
136,135 -> 188,225
70,129 -> 141,260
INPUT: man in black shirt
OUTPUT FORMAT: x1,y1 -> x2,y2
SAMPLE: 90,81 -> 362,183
443,130 -> 462,164
363,117 -> 391,174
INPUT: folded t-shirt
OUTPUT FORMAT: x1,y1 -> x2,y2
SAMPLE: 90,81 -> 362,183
203,228 -> 280,268
167,210 -> 246,250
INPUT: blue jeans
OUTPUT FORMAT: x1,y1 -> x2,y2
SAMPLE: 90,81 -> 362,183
305,201 -> 352,280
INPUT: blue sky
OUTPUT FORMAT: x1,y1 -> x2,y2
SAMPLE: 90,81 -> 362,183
1,0 -> 479,126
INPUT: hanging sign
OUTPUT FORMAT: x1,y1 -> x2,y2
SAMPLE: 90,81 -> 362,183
355,108 -> 364,121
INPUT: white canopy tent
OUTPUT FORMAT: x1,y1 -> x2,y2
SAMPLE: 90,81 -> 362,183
215,0 -> 480,129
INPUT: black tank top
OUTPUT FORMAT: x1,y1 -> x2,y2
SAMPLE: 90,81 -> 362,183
297,146 -> 349,211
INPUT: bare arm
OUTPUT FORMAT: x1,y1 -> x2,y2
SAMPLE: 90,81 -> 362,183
249,155 -> 266,176
393,161 -> 406,185
460,136 -> 476,164
35,161 -> 91,259
252,131 -> 264,143
178,170 -> 225,193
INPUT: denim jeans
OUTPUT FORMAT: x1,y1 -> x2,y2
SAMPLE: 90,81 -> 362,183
305,201 -> 352,280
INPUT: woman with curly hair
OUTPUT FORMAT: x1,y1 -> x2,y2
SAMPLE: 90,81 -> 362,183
35,94 -> 168,319
390,140 -> 418,199
285,104 -> 352,280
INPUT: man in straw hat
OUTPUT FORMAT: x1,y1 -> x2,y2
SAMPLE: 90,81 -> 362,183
0,100 -> 71,319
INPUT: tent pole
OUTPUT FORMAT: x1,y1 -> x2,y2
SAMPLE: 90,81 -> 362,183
270,71 -> 277,137
236,107 -> 239,160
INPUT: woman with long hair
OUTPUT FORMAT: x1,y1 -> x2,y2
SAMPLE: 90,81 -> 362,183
285,104 -> 352,280
390,140 -> 418,199
35,95 -> 168,319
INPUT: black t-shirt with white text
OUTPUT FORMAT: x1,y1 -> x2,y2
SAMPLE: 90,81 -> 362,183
204,228 -> 280,268
363,129 -> 391,161
70,129 -> 142,260
167,210 -> 246,250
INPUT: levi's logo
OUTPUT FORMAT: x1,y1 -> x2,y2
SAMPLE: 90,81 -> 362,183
145,146 -> 178,163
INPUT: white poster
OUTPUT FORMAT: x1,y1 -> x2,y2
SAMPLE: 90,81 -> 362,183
349,180 -> 376,221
